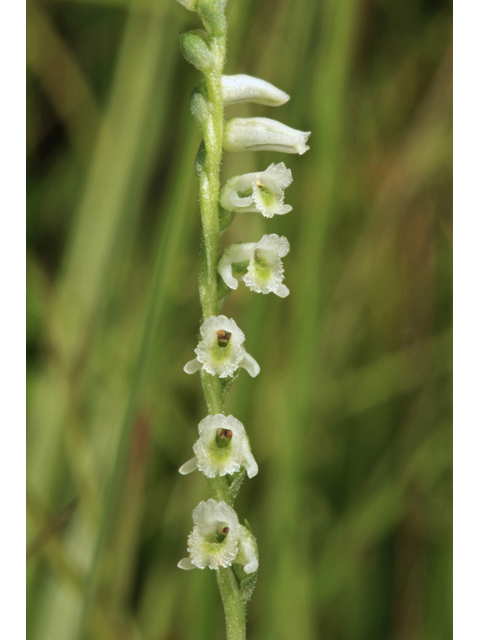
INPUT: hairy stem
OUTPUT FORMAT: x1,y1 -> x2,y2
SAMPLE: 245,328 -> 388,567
217,568 -> 247,640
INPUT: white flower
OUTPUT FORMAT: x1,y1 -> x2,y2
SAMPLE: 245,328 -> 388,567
179,414 -> 258,479
184,315 -> 260,378
218,234 -> 290,298
223,117 -> 310,155
236,524 -> 259,574
220,163 -> 292,218
221,74 -> 289,107
177,499 -> 239,570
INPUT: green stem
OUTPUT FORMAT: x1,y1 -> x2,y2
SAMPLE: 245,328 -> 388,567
216,568 -> 247,640
194,15 -> 247,640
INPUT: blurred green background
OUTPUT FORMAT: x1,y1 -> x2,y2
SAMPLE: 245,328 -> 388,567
26,0 -> 452,638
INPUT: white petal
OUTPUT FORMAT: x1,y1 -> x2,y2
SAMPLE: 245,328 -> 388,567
184,358 -> 202,374
221,74 -> 290,107
178,557 -> 196,570
262,162 -> 293,190
255,233 -> 290,257
239,351 -> 260,377
199,315 -> 245,343
179,457 -> 198,475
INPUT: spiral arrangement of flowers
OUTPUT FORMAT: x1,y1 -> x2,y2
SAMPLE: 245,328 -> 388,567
174,1 -> 310,636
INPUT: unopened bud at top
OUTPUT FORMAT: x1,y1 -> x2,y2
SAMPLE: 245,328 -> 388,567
224,117 -> 310,155
221,75 -> 289,107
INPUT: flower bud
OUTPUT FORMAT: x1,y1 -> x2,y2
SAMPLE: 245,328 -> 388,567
223,117 -> 310,155
221,74 -> 289,107
184,315 -> 260,378
178,499 -> 239,570
179,32 -> 213,72
220,162 -> 292,217
218,234 -> 290,298
197,0 -> 227,37
179,414 -> 258,479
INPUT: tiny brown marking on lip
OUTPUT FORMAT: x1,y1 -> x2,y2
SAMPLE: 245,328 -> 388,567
221,527 -> 229,535
217,330 -> 232,344
220,429 -> 233,439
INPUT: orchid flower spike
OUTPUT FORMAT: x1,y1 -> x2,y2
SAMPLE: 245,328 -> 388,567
178,499 -> 239,570
236,524 -> 259,574
218,234 -> 290,298
221,74 -> 289,107
184,315 -> 260,378
220,163 -> 292,218
179,414 -> 258,479
224,117 -> 310,155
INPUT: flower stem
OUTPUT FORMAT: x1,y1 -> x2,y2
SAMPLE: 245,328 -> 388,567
195,17 -> 247,640
217,568 -> 247,640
